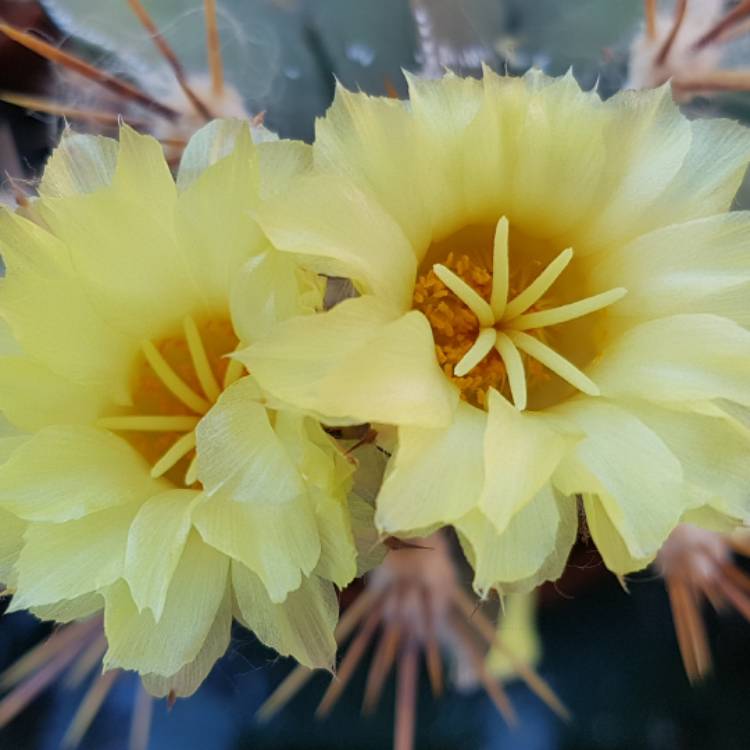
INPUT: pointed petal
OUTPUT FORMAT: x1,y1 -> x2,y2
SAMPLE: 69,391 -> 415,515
487,592 -> 541,679
589,213 -> 750,327
196,377 -> 305,504
315,85 -> 431,251
457,484 -> 577,595
103,531 -> 229,677
230,250 -> 323,346
111,124 -> 176,215
124,489 -> 202,620
631,404 -> 750,523
479,390 -> 572,534
0,426 -> 154,522
0,211 -> 135,397
312,489 -> 358,588
272,411 -> 357,588
10,501 -> 141,609
142,585 -> 232,697
0,508 -> 25,586
176,118 -> 250,191
406,71 -> 491,236
36,190 -> 200,342
582,494 -> 653,575
0,356 -> 107,431
579,86 -> 692,249
192,492 -> 320,603
175,125 -> 266,308
243,296 -> 458,428
39,130 -> 118,198
232,563 -> 338,670
375,400 -> 485,534
553,399 -> 684,567
29,593 -> 103,623
256,138 -> 313,200
507,72 -> 608,236
590,314 -> 750,406
253,173 -> 416,310
583,93 -> 750,247
349,494 -> 387,577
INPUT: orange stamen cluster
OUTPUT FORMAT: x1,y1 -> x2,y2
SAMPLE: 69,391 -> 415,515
116,319 -> 238,486
413,252 -> 549,409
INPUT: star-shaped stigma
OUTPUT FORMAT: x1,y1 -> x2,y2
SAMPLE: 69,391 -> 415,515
432,217 -> 627,410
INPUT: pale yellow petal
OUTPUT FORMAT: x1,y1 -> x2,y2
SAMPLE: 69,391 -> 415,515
0,211 -> 135,399
315,85 -> 431,251
230,250 -> 323,346
406,70 -> 484,141
0,507 -> 25,587
36,192 -> 200,342
39,129 -> 118,198
552,399 -> 684,565
124,489 -> 202,621
243,296 -> 458,428
272,412 -> 357,587
457,484 -> 577,596
175,124 -> 266,310
647,116 -> 750,230
582,100 -> 750,249
196,377 -> 306,504
176,118 -> 250,190
192,492 -> 320,603
479,390 -> 572,534
631,404 -> 750,523
406,71 -> 486,237
232,563 -> 338,670
459,69 -> 523,224
582,494 -> 653,575
253,173 -> 416,310
590,314 -> 750,406
30,593 -> 104,623
375,400 -> 486,535
0,426 -> 155,522
273,410 -> 353,491
142,585 -> 232,697
349,494 -> 387,577
589,213 -> 750,327
9,501 -> 141,610
111,124 -> 176,215
577,85 -> 692,250
0,356 -> 108,431
103,531 -> 229,677
312,489 -> 357,588
508,71 -> 608,236
256,138 -> 313,200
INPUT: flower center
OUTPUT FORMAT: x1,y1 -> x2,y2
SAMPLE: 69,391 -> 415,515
413,217 -> 626,410
98,317 -> 241,487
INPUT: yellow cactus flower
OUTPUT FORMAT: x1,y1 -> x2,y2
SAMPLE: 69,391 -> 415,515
244,69 -> 750,594
0,120 -> 361,696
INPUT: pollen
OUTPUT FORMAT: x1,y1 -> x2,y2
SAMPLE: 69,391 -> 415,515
413,253 -> 510,408
413,216 -> 627,410
98,317 -> 241,487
